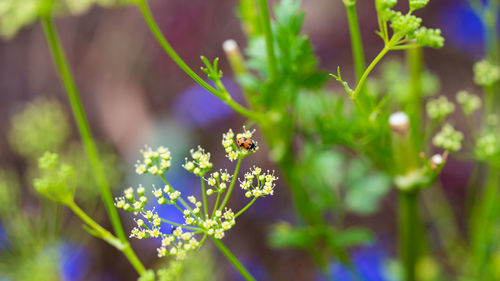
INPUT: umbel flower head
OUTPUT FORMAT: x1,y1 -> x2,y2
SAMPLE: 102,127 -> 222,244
116,127 -> 276,260
426,96 -> 455,120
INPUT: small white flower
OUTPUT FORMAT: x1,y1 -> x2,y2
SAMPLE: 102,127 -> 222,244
188,196 -> 196,204
173,227 -> 183,237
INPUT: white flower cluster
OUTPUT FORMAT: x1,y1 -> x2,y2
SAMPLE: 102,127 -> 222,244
222,127 -> 258,161
129,210 -> 200,260
114,185 -> 148,212
205,170 -> 232,196
239,166 -> 277,198
152,184 -> 181,205
135,146 -> 171,175
181,195 -> 236,239
183,146 -> 213,176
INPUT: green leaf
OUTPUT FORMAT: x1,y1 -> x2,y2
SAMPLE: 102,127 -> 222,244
326,227 -> 374,249
409,0 -> 430,11
345,160 -> 391,215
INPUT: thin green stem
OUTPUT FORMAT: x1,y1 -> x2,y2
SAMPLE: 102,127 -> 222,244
407,47 -> 423,150
235,197 -> 258,218
41,17 -> 130,242
219,157 -> 243,211
201,177 -> 208,217
67,201 -> 146,274
398,190 -> 420,281
136,0 -> 261,121
351,45 -> 390,100
257,0 -> 278,80
344,3 -> 366,82
160,175 -> 192,212
211,191 -> 222,218
160,219 -> 201,232
211,237 -> 256,281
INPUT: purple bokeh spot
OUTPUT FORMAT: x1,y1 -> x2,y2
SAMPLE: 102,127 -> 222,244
173,78 -> 243,127
316,244 -> 393,281
439,2 -> 486,56
58,242 -> 91,281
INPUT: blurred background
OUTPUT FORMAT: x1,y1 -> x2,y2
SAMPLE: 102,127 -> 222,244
0,0 -> 489,280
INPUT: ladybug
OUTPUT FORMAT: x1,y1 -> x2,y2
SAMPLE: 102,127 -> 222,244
237,137 -> 256,151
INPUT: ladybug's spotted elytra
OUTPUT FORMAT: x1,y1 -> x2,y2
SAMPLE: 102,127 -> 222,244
237,137 -> 256,151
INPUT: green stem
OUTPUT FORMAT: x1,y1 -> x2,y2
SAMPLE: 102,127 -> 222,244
398,190 -> 420,281
160,219 -> 201,231
407,47 -> 423,150
344,3 -> 366,82
201,177 -> 208,217
469,165 -> 500,278
160,175 -> 192,212
352,45 -> 390,100
235,197 -> 258,218
211,237 -> 256,281
211,190 -> 222,218
136,0 -> 260,121
257,0 -> 278,80
219,157 -> 243,211
67,201 -> 146,274
41,17 -> 129,243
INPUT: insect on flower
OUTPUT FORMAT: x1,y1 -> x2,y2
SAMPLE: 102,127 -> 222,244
237,137 -> 256,151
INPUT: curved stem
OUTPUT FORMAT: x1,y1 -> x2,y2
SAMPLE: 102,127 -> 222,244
211,190 -> 222,218
67,201 -> 146,274
160,175 -> 192,212
219,157 -> 243,211
211,237 -> 256,281
234,197 -> 257,218
41,16 -> 131,244
257,0 -> 277,80
136,0 -> 261,121
351,45 -> 390,100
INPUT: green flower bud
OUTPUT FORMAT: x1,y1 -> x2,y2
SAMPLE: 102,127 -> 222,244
426,96 -> 455,120
474,59 -> 500,87
433,124 -> 463,152
456,90 -> 481,115
415,27 -> 444,49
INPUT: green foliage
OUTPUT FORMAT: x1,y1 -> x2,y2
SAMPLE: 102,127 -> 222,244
344,160 -> 391,215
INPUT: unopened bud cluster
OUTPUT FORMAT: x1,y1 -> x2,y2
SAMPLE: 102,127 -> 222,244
474,59 -> 500,87
426,96 -> 455,120
456,90 -> 481,116
206,170 -> 232,195
433,123 -> 463,152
